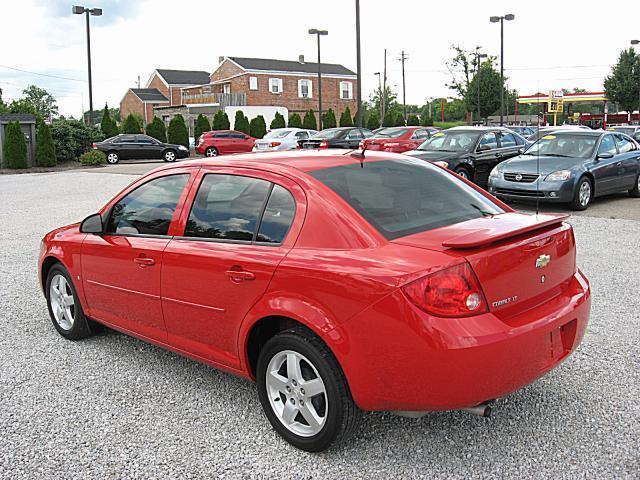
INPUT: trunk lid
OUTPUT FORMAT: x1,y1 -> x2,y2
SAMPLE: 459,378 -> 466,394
393,212 -> 576,317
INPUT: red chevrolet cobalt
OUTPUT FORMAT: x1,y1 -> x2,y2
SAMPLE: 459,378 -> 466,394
39,151 -> 590,451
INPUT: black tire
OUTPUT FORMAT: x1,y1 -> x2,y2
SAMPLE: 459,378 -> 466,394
106,151 -> 119,164
205,147 -> 218,157
570,176 -> 593,211
256,327 -> 361,452
629,174 -> 640,198
45,264 -> 92,340
454,166 -> 472,181
163,149 -> 177,162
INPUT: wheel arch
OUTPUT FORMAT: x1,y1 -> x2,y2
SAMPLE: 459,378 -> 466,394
580,171 -> 596,196
41,255 -> 63,292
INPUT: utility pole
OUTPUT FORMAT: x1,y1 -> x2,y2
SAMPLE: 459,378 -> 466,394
374,72 -> 382,125
355,0 -> 362,127
382,49 -> 387,125
399,51 -> 408,123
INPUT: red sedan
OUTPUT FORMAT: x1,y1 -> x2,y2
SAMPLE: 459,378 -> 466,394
195,129 -> 255,157
39,150 -> 590,452
361,126 -> 438,153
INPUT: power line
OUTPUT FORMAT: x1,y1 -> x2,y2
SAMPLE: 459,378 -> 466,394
0,64 -> 85,82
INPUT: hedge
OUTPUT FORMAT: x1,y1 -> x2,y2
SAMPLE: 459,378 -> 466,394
79,150 -> 106,166
145,117 -> 167,143
35,121 -> 56,167
167,114 -> 189,148
2,121 -> 27,169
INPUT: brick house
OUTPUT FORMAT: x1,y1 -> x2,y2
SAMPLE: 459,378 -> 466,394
120,69 -> 209,124
182,56 -> 358,123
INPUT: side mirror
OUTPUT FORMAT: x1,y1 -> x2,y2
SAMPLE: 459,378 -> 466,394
596,152 -> 614,160
476,144 -> 491,152
518,148 -> 524,154
80,213 -> 103,234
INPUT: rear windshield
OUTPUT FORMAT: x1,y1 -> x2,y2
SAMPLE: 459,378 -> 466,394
265,130 -> 292,139
309,159 -> 504,240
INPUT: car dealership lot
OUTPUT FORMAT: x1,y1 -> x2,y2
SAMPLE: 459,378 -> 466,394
1,169 -> 638,478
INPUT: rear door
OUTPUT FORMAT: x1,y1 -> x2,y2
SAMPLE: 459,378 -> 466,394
613,133 -> 640,188
497,131 -> 522,160
473,132 -> 500,185
212,132 -> 232,153
161,168 -> 304,369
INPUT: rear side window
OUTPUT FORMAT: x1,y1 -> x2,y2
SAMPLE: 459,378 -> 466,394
256,185 -> 296,244
105,174 -> 189,236
310,159 -> 503,240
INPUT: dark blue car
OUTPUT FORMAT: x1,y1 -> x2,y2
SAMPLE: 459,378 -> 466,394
488,130 -> 640,210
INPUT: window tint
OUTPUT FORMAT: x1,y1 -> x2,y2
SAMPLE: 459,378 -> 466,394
256,185 -> 296,244
615,134 -> 635,153
310,159 -> 503,240
499,132 -> 517,148
115,135 -> 135,144
479,132 -> 498,150
213,132 -> 230,138
185,175 -> 271,241
105,174 -> 189,236
229,132 -> 247,139
597,135 -> 617,155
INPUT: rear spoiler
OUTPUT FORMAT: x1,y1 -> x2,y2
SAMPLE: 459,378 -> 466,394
442,213 -> 569,249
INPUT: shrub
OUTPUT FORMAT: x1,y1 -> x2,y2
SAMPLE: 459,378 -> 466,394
395,112 -> 405,126
35,121 -> 56,167
234,110 -> 251,134
339,107 -> 354,127
421,115 -> 434,126
194,114 -> 211,140
100,104 -> 119,138
407,114 -> 420,126
303,109 -> 317,130
145,117 -> 167,142
79,150 -> 106,166
322,108 -> 337,129
167,114 -> 189,148
249,115 -> 267,139
288,113 -> 302,128
382,110 -> 394,127
50,118 -> 103,162
366,112 -> 380,130
122,113 -> 141,134
212,110 -> 228,130
270,111 -> 286,129
2,121 -> 28,169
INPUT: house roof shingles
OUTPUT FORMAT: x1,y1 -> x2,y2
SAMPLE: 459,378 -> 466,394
228,57 -> 356,76
156,69 -> 211,85
131,88 -> 169,102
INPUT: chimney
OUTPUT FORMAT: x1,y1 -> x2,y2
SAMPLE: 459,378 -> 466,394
218,56 -> 225,64
298,55 -> 305,64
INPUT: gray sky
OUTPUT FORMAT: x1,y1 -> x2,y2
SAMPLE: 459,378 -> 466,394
1,0 -> 638,117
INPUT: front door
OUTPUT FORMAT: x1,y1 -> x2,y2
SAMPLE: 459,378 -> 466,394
81,172 -> 192,341
592,134 -> 620,194
161,170 -> 300,369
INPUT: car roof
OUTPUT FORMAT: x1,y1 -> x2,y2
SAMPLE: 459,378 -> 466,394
541,129 -> 603,137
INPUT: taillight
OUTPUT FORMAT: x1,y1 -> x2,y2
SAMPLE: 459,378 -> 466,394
402,263 -> 488,318
319,140 -> 329,148
358,141 -> 365,149
92,143 -> 97,149
270,141 -> 281,147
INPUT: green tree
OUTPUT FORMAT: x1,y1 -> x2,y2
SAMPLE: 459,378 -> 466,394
234,110 -> 251,134
322,108 -> 337,128
604,48 -> 640,113
382,110 -> 394,127
369,85 -> 400,122
270,111 -> 286,129
407,114 -> 420,126
288,113 -> 303,128
194,114 -> 211,140
145,117 -> 167,142
464,61 -> 508,119
8,98 -> 37,116
421,115 -> 434,127
35,120 -> 56,167
303,109 -> 317,130
167,114 -> 189,148
100,104 -> 119,138
366,111 -> 380,130
2,121 -> 28,169
212,110 -> 230,130
339,107 -> 354,127
394,112 -> 405,126
122,113 -> 141,133
249,115 -> 267,139
21,85 -> 58,120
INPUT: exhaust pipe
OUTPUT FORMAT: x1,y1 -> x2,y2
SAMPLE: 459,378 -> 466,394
462,402 -> 492,417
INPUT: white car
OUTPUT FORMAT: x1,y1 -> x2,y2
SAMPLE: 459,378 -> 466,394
253,128 -> 318,151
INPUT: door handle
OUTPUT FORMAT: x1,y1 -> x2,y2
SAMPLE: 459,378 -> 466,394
225,269 -> 256,281
134,256 -> 155,267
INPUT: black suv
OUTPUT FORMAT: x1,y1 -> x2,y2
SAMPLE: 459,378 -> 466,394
93,134 -> 190,164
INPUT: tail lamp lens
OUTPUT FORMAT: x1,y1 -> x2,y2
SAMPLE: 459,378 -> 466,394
270,142 -> 281,147
319,140 -> 329,148
92,143 -> 97,149
401,263 -> 488,317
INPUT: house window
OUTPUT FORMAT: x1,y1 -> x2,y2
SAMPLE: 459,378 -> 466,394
249,77 -> 258,90
269,78 -> 283,94
340,81 -> 353,100
203,86 -> 211,94
223,84 -> 231,94
298,79 -> 312,98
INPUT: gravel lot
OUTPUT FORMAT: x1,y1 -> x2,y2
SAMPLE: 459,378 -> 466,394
1,170 -> 638,479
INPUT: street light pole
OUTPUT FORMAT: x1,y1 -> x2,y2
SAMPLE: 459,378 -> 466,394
490,13 -> 514,126
73,5 -> 102,126
632,40 -> 640,125
309,29 -> 328,130
355,0 -> 362,127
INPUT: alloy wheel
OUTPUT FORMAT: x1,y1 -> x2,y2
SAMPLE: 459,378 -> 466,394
165,151 -> 176,162
456,169 -> 469,179
107,153 -> 118,164
265,350 -> 328,437
49,274 -> 75,331
205,148 -> 217,157
579,181 -> 591,207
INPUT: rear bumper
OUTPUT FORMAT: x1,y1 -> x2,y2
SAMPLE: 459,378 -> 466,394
337,270 -> 591,411
195,144 -> 206,155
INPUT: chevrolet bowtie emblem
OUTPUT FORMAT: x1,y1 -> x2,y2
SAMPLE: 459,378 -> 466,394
536,254 -> 551,268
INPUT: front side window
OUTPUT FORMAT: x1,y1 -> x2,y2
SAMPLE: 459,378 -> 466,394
498,132 -> 517,148
418,131 -> 480,152
105,174 -> 189,236
597,135 -> 617,156
269,78 -> 283,94
340,81 -> 353,100
185,175 -> 271,241
478,132 -> 498,150
615,134 -> 635,153
298,79 -> 312,98
256,185 -> 296,244
310,159 -> 503,240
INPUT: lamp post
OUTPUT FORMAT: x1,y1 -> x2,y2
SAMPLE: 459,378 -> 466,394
308,28 -> 328,130
73,5 -> 102,126
475,50 -> 488,124
632,40 -> 640,125
490,13 -> 514,126
374,72 -> 382,125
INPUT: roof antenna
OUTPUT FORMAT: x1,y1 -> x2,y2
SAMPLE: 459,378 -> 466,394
350,143 -> 366,167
